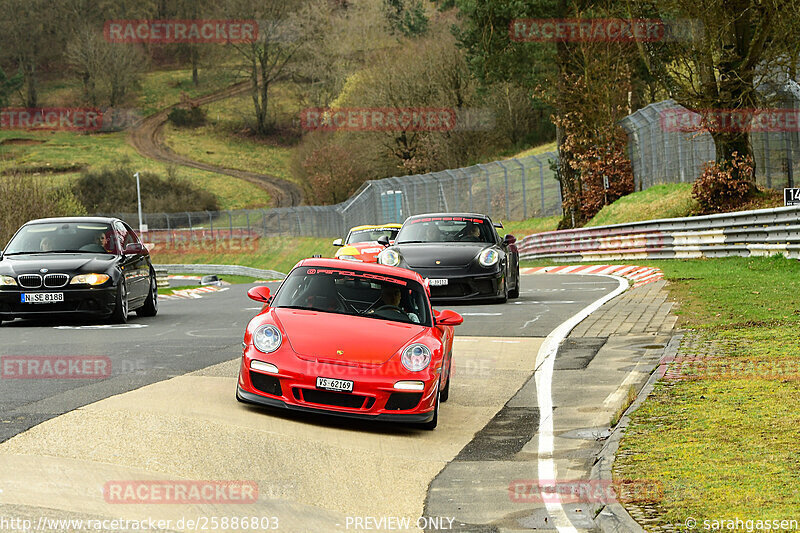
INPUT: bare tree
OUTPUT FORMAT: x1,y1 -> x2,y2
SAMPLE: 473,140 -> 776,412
222,0 -> 323,135
627,0 -> 800,178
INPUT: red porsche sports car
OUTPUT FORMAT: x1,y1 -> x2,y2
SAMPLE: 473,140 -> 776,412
236,258 -> 463,429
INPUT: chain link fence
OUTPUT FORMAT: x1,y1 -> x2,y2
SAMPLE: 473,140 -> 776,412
621,96 -> 800,191
108,153 -> 562,240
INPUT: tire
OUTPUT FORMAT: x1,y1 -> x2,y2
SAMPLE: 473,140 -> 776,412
419,382 -> 440,430
509,265 -> 520,299
495,273 -> 509,304
136,272 -> 159,317
110,280 -> 128,324
440,363 -> 451,403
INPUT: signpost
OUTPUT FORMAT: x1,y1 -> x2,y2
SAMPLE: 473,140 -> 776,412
785,188 -> 800,206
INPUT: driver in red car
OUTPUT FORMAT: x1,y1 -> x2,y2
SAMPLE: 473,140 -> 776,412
371,284 -> 420,323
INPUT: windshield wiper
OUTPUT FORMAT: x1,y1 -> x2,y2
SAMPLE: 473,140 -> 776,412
396,240 -> 429,244
2,250 -> 90,255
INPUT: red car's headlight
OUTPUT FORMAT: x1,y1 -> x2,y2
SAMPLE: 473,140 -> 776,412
401,343 -> 431,372
253,325 -> 282,353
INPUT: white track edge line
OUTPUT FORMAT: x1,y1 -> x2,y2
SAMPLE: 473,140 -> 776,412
534,274 -> 628,532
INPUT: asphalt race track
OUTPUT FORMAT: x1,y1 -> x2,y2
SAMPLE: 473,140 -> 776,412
0,274 -> 630,532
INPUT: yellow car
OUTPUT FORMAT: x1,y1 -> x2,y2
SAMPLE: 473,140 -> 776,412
333,224 -> 402,263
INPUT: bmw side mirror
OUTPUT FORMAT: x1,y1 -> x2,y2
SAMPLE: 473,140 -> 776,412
377,235 -> 390,247
123,243 -> 144,255
332,238 -> 343,247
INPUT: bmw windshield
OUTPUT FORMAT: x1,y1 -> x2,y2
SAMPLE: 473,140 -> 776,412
4,223 -> 119,255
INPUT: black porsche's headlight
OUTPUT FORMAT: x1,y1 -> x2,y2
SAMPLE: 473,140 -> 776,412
478,249 -> 500,267
378,249 -> 401,267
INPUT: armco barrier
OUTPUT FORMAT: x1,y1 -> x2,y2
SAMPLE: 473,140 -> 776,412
154,264 -> 286,280
517,205 -> 800,261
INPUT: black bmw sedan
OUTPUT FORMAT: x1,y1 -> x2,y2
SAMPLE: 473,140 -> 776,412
0,217 -> 158,325
376,213 -> 520,303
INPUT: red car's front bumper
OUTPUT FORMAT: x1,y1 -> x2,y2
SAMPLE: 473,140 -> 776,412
236,350 -> 440,424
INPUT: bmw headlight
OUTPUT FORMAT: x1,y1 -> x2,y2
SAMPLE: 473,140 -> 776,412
401,343 -> 431,372
70,274 -> 110,286
0,275 -> 17,286
378,249 -> 401,267
253,324 -> 282,353
478,248 -> 500,267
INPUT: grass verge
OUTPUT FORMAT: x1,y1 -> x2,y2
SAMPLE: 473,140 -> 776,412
585,255 -> 800,525
150,236 -> 333,275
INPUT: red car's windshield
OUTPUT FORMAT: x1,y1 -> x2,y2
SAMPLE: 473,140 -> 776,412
273,267 -> 431,326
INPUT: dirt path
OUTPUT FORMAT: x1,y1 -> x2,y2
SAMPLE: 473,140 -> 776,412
127,81 -> 304,207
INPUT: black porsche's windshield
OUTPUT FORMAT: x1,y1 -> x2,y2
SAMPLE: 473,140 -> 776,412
4,222 -> 120,255
272,267 -> 431,326
397,216 -> 494,244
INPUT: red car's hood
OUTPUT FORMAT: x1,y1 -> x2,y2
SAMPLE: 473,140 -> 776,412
273,308 -> 424,365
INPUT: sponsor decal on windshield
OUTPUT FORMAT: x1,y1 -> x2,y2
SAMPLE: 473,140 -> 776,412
304,268 -> 407,286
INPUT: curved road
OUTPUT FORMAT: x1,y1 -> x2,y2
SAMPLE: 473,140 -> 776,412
127,82 -> 304,207
0,274 -> 651,532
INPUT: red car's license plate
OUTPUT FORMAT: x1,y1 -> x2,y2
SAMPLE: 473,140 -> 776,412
316,377 -> 354,392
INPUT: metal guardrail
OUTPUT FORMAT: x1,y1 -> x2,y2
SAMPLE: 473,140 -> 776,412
154,264 -> 286,280
517,205 -> 800,261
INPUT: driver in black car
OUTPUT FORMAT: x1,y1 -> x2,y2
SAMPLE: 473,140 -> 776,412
458,222 -> 482,242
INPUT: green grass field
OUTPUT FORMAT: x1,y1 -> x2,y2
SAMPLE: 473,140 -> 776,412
610,256 -> 800,525
0,130 -> 271,210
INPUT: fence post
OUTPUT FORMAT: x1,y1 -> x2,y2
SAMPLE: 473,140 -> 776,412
187,212 -> 193,243
513,158 -> 527,220
228,210 -> 233,239
477,164 -> 490,215
498,161 -> 510,220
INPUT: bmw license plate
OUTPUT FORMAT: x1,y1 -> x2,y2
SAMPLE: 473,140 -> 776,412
428,278 -> 449,286
21,293 -> 64,304
316,377 -> 354,393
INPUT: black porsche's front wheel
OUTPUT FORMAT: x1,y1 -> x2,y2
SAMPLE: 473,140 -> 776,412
136,272 -> 158,317
110,280 -> 128,324
509,265 -> 520,299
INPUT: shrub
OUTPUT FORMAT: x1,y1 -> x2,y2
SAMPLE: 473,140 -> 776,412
167,105 -> 206,128
72,165 -> 219,214
692,153 -> 756,214
0,175 -> 87,246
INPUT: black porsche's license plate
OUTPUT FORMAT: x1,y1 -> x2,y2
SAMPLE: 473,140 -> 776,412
21,293 -> 64,304
428,278 -> 448,286
316,377 -> 354,392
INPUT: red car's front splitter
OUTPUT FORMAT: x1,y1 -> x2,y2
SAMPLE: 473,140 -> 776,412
236,358 -> 438,424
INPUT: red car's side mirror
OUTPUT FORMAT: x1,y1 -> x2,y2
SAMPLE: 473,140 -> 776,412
247,286 -> 271,304
435,309 -> 463,326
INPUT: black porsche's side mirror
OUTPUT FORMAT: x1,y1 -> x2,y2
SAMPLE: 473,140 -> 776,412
377,235 -> 390,247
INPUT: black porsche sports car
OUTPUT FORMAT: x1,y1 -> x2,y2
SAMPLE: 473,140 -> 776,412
0,217 -> 158,325
376,213 -> 520,303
